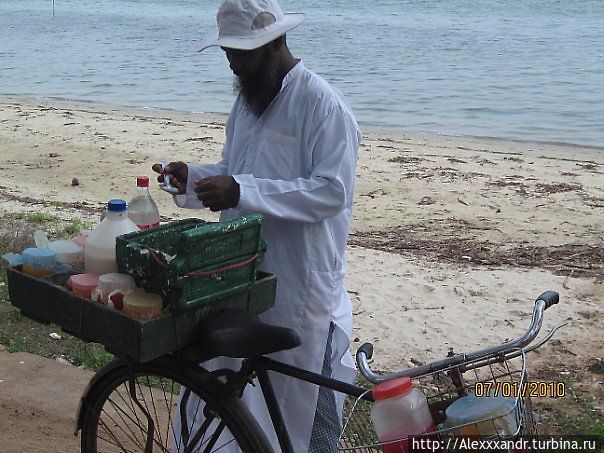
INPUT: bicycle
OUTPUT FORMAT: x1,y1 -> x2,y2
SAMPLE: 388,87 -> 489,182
75,290 -> 564,452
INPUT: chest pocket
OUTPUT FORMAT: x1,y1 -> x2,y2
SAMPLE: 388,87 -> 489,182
253,129 -> 296,179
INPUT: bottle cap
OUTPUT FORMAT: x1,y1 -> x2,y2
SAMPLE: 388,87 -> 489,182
107,199 -> 127,212
136,176 -> 150,188
372,377 -> 414,400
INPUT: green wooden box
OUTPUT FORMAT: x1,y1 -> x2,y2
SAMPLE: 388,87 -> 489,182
116,215 -> 267,311
7,267 -> 276,362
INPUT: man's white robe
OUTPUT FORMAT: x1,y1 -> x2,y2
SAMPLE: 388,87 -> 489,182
173,61 -> 361,452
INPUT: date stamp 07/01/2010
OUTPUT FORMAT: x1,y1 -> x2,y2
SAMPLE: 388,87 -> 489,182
475,381 -> 565,398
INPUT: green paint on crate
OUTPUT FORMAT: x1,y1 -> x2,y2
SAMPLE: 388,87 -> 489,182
116,215 -> 267,311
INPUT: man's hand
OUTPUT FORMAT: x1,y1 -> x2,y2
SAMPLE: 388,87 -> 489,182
194,176 -> 240,212
151,161 -> 188,195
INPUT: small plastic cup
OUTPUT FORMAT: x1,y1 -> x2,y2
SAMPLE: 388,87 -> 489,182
49,240 -> 84,265
21,248 -> 57,278
91,273 -> 135,305
444,393 -> 517,437
68,273 -> 101,299
123,290 -> 163,319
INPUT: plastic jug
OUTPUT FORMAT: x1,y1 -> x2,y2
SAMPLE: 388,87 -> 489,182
443,392 -> 518,437
370,377 -> 436,453
84,199 -> 139,274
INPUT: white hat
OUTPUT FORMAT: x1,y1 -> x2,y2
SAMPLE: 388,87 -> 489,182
199,0 -> 306,52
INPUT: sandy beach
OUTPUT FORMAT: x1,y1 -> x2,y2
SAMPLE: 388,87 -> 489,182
0,96 -> 602,450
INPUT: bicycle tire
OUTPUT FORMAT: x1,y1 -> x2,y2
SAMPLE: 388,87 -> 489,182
79,357 -> 274,453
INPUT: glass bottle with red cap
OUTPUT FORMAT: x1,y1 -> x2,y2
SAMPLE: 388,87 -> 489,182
128,176 -> 160,230
370,376 -> 436,453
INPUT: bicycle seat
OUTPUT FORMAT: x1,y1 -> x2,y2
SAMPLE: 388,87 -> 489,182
197,309 -> 302,358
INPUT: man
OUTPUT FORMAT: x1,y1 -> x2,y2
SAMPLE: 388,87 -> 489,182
155,0 -> 361,450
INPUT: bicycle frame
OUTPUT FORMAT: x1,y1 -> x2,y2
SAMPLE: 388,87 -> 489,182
235,355 -> 373,453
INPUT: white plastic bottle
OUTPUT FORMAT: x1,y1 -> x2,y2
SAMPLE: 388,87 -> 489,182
84,199 -> 140,274
370,377 -> 436,453
128,176 -> 160,230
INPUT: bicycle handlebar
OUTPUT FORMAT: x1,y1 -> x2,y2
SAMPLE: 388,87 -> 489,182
537,290 -> 559,309
356,291 -> 560,383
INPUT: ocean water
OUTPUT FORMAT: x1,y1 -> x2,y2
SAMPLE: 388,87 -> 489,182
1,0 -> 603,147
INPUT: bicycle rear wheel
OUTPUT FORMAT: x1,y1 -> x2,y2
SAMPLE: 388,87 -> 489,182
80,358 -> 273,453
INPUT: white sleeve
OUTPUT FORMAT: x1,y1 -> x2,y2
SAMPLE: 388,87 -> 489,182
233,103 -> 360,223
173,114 -> 234,209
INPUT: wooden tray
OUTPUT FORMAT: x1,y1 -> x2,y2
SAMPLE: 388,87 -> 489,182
7,266 -> 276,363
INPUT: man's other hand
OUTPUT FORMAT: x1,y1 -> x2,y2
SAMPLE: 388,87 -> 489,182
194,176 -> 240,212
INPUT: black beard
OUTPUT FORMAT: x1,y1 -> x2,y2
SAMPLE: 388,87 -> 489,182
233,49 -> 281,117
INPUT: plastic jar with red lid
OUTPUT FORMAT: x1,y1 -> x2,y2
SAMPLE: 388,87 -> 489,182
370,377 -> 436,453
